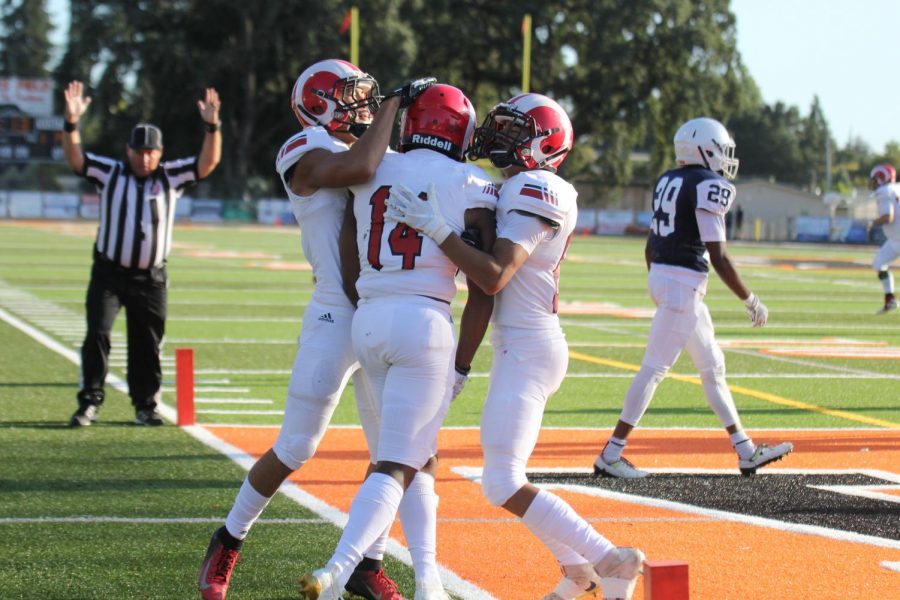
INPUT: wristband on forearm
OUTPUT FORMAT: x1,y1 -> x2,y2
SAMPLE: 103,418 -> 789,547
63,121 -> 78,133
205,121 -> 220,133
455,363 -> 471,376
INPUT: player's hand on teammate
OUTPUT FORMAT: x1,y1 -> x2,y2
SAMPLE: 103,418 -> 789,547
197,87 -> 221,126
743,292 -> 768,327
63,81 -> 92,123
385,183 -> 452,244
451,364 -> 470,401
383,77 -> 437,108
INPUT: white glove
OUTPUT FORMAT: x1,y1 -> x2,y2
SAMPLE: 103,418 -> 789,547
385,183 -> 452,244
451,365 -> 469,401
743,292 -> 768,328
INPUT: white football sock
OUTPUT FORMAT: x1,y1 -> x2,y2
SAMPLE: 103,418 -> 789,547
882,271 -> 895,294
602,436 -> 627,463
363,523 -> 389,561
224,477 -> 272,540
327,473 -> 404,587
521,490 -> 615,565
730,430 -> 756,460
398,472 -> 442,585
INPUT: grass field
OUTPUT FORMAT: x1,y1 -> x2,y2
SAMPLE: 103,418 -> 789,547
1,219 -> 898,599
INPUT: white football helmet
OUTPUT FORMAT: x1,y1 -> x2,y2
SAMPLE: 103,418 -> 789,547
870,163 -> 896,189
674,117 -> 739,179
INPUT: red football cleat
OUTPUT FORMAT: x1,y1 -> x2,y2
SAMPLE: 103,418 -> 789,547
198,527 -> 243,600
345,567 -> 406,600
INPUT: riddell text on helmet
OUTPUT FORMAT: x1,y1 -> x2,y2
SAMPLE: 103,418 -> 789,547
410,134 -> 452,152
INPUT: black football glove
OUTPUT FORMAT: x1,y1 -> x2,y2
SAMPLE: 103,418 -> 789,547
460,227 -> 482,249
384,77 -> 437,108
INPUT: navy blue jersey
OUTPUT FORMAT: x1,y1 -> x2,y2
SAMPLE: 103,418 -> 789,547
648,165 -> 734,273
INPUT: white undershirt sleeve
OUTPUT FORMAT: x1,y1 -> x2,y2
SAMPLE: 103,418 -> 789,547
696,209 -> 727,242
497,210 -> 552,255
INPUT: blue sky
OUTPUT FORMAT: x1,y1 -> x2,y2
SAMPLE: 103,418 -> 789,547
46,0 -> 898,151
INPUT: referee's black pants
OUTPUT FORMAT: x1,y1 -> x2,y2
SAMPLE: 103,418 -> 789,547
77,252 -> 167,413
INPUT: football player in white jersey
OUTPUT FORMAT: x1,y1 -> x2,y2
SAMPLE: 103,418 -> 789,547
299,84 -> 497,600
387,93 -> 645,600
199,59 -> 434,600
592,117 -> 793,482
869,163 -> 900,314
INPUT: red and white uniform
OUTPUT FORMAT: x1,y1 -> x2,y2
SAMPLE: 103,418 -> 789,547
479,169 -> 579,507
350,148 -> 497,469
873,182 -> 900,271
270,127 -> 379,468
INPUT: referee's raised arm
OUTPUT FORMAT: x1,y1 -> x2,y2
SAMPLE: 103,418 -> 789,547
196,87 -> 222,178
62,80 -> 91,174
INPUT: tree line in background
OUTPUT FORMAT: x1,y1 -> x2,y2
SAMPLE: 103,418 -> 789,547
1,0 -> 897,201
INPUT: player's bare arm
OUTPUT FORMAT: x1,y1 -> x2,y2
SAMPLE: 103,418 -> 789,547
196,87 -> 222,178
62,80 -> 91,173
454,208 -> 497,373
706,242 -> 751,299
290,97 -> 401,196
339,197 -> 361,307
644,235 -> 652,270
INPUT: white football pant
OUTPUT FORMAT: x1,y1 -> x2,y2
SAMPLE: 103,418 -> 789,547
619,266 -> 741,429
272,301 -> 380,470
352,296 -> 455,470
481,328 -> 568,506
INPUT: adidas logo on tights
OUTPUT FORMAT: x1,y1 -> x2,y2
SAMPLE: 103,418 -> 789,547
318,313 -> 334,323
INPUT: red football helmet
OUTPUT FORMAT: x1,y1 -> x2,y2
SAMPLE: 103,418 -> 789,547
870,163 -> 896,189
398,84 -> 476,161
291,58 -> 380,136
468,93 -> 573,172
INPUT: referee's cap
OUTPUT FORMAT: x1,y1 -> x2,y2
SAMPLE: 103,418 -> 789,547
128,123 -> 163,150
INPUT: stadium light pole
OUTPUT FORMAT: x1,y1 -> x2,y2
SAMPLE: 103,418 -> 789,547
522,14 -> 532,93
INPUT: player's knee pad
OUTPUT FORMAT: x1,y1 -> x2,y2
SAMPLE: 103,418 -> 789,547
699,366 -> 739,427
619,364 -> 669,426
878,270 -> 890,280
272,431 -> 318,471
481,453 -> 528,507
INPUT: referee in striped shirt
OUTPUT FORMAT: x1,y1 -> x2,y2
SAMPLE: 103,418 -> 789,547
61,80 -> 222,427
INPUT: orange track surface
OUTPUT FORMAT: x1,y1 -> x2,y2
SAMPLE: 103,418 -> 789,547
207,427 -> 900,599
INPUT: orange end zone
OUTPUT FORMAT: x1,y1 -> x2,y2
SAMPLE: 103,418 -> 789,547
205,427 -> 900,600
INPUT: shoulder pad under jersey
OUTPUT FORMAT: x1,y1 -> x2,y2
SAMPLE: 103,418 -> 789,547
463,163 -> 499,211
499,171 -> 576,225
275,127 -> 348,178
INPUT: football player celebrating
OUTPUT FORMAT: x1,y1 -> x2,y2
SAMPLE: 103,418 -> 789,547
869,163 -> 900,314
298,84 -> 497,600
198,59 -> 434,600
387,93 -> 645,600
593,117 -> 793,481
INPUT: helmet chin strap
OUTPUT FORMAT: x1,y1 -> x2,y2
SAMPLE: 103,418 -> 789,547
489,150 -> 514,169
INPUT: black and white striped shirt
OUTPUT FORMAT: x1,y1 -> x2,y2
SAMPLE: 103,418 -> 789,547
80,152 -> 199,270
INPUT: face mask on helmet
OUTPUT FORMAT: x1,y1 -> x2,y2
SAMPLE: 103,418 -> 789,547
398,84 -> 476,161
673,117 -> 739,179
468,94 -> 573,172
291,59 -> 381,137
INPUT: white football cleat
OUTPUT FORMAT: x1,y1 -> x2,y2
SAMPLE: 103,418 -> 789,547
593,547 -> 645,600
542,563 -> 602,599
298,566 -> 342,600
593,455 -> 648,479
414,580 -> 450,600
739,442 -> 793,476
